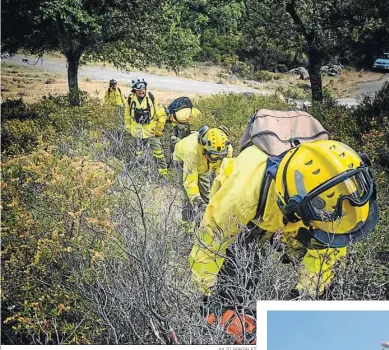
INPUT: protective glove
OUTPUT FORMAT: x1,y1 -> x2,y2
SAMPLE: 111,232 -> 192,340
154,118 -> 166,137
201,295 -> 257,345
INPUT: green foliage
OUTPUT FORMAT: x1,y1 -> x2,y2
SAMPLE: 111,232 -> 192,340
2,0 -> 198,100
193,93 -> 289,148
343,0 -> 389,67
180,0 -> 245,63
2,83 -> 388,344
254,70 -> 283,82
200,32 -> 243,63
216,54 -> 252,77
158,27 -> 201,74
241,0 -> 304,71
352,82 -> 389,135
1,95 -> 118,157
308,82 -> 389,171
1,144 -> 119,344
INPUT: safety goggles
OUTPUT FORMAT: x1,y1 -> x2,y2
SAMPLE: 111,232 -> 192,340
297,166 -> 374,223
204,150 -> 227,163
134,83 -> 146,90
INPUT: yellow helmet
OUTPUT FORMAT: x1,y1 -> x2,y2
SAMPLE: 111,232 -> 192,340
198,125 -> 230,163
172,107 -> 201,124
275,140 -> 378,247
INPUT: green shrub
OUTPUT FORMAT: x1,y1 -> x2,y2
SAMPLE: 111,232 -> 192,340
1,95 -> 119,157
193,93 -> 289,150
253,70 -> 283,82
1,86 -> 388,345
275,85 -> 311,101
1,144 -> 119,344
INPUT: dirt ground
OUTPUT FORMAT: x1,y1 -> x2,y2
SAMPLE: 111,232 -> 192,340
1,60 -> 386,104
1,63 -> 201,105
258,69 -> 387,99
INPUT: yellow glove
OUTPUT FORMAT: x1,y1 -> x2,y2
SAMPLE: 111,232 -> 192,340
154,118 -> 166,137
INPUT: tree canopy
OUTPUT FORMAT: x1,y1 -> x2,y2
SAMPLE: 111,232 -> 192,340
1,0 -> 200,103
2,0 -> 388,102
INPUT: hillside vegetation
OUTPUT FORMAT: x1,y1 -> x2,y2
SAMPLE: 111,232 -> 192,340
1,85 -> 388,344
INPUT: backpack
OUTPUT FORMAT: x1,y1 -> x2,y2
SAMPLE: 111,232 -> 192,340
242,110 -> 330,235
166,97 -> 193,123
240,109 -> 329,156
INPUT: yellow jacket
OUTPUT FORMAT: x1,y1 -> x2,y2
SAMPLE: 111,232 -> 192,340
173,132 -> 233,203
125,92 -> 167,139
104,87 -> 125,106
189,144 -> 347,296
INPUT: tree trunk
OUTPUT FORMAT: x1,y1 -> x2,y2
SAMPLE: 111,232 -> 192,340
308,48 -> 323,102
65,50 -> 82,106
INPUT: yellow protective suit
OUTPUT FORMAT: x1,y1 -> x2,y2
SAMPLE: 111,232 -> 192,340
173,132 -> 233,204
104,87 -> 125,106
125,92 -> 167,139
189,144 -> 347,297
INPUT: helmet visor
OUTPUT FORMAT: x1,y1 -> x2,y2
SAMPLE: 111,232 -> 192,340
300,167 -> 374,222
204,150 -> 227,163
134,82 -> 146,90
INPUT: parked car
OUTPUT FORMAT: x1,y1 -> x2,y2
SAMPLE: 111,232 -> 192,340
373,53 -> 389,70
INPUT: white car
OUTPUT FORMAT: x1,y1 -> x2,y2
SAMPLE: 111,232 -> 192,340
373,53 -> 389,70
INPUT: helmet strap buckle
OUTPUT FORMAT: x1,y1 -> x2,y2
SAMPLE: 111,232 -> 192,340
278,195 -> 303,223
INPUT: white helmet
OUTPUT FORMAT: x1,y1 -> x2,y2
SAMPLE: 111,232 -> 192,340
131,77 -> 147,90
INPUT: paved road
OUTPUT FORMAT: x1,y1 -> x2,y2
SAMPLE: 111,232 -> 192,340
2,54 -> 269,95
355,74 -> 389,96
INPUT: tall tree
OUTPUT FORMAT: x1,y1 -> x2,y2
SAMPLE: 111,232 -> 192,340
341,0 -> 389,67
176,0 -> 244,62
1,0 -> 199,104
242,0 -> 304,71
242,0 -> 366,101
284,0 -> 351,101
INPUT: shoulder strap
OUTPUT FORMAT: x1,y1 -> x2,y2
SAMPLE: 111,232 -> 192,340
128,95 -> 136,115
148,92 -> 155,104
147,92 -> 156,116
253,153 -> 287,221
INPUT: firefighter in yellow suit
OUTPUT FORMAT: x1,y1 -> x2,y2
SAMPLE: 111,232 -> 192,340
125,77 -> 168,176
173,125 -> 233,232
104,79 -> 126,106
189,140 -> 378,341
168,105 -> 201,141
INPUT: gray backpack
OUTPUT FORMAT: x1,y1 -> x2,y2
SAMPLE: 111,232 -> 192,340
240,109 -> 329,155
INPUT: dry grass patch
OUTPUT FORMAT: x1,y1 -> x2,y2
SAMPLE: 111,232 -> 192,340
258,69 -> 386,99
43,53 -> 238,83
1,63 -> 200,105
1,63 -> 59,102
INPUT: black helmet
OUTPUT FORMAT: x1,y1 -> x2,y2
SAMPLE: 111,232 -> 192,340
109,79 -> 117,86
